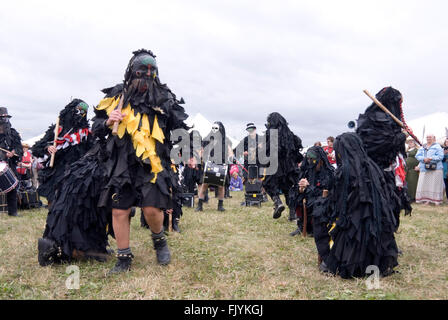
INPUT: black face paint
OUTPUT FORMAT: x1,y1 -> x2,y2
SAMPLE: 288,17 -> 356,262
132,54 -> 157,77
306,150 -> 319,167
131,54 -> 158,94
0,117 -> 9,124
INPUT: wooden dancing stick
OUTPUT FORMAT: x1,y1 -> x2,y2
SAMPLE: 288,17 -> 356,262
112,95 -> 124,136
168,211 -> 173,232
302,198 -> 307,237
49,117 -> 60,168
363,89 -> 423,146
0,147 -> 19,157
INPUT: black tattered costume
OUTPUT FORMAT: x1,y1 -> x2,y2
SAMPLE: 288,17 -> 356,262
261,112 -> 303,219
141,163 -> 184,233
32,99 -> 93,204
181,130 -> 203,194
356,87 -> 412,229
289,146 -> 335,240
195,121 -> 232,212
317,133 -> 399,278
0,107 -> 23,216
38,49 -> 189,270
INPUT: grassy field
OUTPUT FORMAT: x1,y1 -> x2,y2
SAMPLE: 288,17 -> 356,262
0,192 -> 447,300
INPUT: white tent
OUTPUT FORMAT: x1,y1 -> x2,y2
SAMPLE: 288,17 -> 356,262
407,112 -> 448,144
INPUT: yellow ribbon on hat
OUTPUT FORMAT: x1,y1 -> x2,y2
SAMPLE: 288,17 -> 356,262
96,97 -> 165,183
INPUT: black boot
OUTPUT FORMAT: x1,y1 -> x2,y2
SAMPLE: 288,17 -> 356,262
108,252 -> 134,275
319,261 -> 331,274
262,192 -> 269,203
289,227 -> 301,237
152,231 -> 171,265
217,199 -> 225,212
172,218 -> 181,233
195,198 -> 204,212
288,206 -> 297,222
38,238 -> 59,266
272,195 -> 285,219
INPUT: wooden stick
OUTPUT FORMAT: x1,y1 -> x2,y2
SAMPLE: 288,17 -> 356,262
112,95 -> 124,136
0,147 -> 18,157
168,211 -> 173,232
49,117 -> 60,168
363,89 -> 422,146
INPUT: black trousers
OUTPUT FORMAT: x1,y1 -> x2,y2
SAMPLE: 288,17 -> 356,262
444,178 -> 448,199
7,187 -> 18,215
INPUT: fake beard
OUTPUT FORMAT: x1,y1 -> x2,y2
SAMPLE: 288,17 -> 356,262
0,120 -> 11,135
123,77 -> 157,110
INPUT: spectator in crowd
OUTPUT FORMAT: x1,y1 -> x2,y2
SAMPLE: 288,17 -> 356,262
323,136 -> 337,168
443,137 -> 448,201
405,138 -> 420,202
415,134 -> 444,205
314,141 -> 322,147
229,165 -> 243,191
17,143 -> 32,182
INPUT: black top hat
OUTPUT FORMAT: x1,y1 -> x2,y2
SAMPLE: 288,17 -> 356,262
0,107 -> 11,118
246,123 -> 256,131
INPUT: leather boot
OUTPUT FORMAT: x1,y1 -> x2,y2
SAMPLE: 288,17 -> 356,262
108,253 -> 134,275
38,238 -> 59,266
172,218 -> 181,233
289,227 -> 301,237
272,195 -> 285,219
217,199 -> 225,212
288,206 -> 297,222
195,198 -> 204,212
152,231 -> 171,265
319,261 -> 331,274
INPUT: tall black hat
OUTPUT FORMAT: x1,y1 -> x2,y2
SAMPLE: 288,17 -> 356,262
0,107 -> 12,118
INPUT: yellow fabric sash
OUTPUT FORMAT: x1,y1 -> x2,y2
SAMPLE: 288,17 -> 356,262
96,97 -> 165,182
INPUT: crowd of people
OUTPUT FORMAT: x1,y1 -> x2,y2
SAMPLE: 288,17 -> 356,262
1,49 -> 447,280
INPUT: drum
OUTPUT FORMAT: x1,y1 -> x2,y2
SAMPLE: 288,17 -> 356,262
202,161 -> 228,187
0,162 -> 19,193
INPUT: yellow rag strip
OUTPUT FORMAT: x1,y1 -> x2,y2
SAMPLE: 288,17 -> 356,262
96,97 -> 164,182
328,222 -> 336,249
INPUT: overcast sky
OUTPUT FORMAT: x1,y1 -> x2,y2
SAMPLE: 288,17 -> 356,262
1,0 -> 447,146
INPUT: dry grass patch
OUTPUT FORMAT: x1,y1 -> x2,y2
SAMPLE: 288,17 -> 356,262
0,193 -> 447,299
